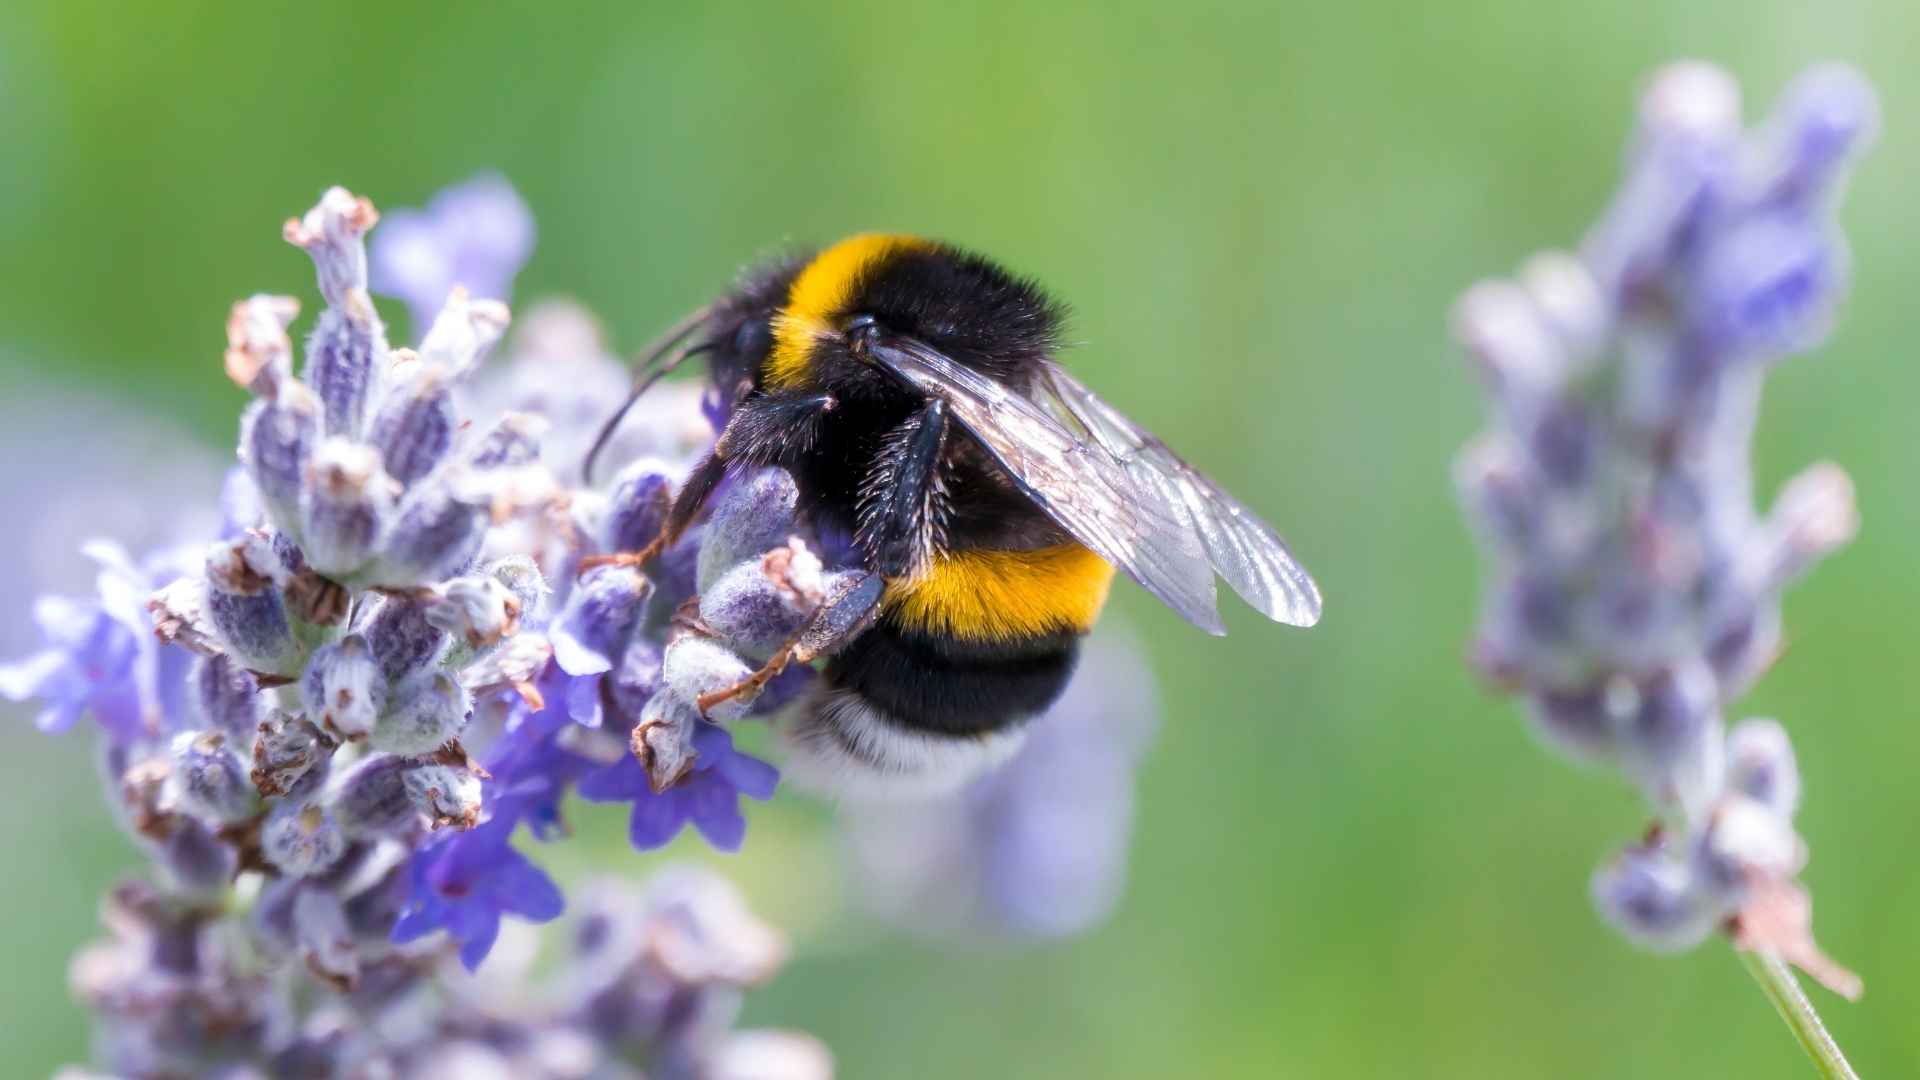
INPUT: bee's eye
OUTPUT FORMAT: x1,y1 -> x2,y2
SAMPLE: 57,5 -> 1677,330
843,313 -> 882,361
733,318 -> 771,358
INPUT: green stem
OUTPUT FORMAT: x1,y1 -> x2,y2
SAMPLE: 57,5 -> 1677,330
1739,948 -> 1860,1079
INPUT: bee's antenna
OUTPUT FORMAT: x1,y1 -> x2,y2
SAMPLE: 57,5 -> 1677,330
581,305 -> 714,486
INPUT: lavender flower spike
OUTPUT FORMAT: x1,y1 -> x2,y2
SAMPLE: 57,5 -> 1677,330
1454,59 -> 1876,1041
8,178 -> 828,1076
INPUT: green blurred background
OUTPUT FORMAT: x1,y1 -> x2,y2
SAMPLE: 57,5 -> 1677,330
3,1 -> 1915,1076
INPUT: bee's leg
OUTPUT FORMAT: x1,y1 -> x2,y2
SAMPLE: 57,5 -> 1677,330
578,446 -> 732,573
855,398 -> 949,578
579,391 -> 835,575
695,570 -> 885,716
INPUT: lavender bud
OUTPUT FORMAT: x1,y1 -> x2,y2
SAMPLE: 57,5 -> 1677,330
205,539 -> 295,673
604,458 -> 676,552
1616,664 -> 1724,819
1752,65 -> 1880,212
301,635 -> 386,741
633,691 -> 699,789
262,801 -> 348,877
553,565 -> 649,674
168,730 -> 258,822
1452,279 -> 1570,401
1453,437 -> 1543,555
425,574 -> 523,650
155,816 -> 237,900
373,475 -> 490,586
465,411 -> 547,470
697,468 -> 800,592
190,653 -> 264,742
1726,717 -> 1801,818
1759,462 -> 1857,587
1691,214 -> 1836,358
1592,842 -> 1717,951
238,380 -> 321,530
329,754 -> 420,838
292,886 -> 358,988
662,636 -> 756,722
251,710 -> 334,798
363,596 -> 448,684
700,544 -> 826,660
1585,62 -> 1741,299
371,672 -> 469,755
402,762 -> 483,830
1639,61 -> 1743,146
284,186 -> 378,310
304,306 -> 387,439
1694,796 -> 1805,905
1517,252 -> 1608,360
297,438 -> 396,576
224,294 -> 300,395
368,357 -> 456,486
418,286 -> 512,379
1525,684 -> 1616,762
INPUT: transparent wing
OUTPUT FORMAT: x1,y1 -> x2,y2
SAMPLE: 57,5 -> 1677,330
1033,362 -> 1323,628
871,340 -> 1320,631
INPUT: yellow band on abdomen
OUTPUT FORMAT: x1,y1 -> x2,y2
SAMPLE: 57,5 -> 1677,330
766,233 -> 932,391
884,544 -> 1117,642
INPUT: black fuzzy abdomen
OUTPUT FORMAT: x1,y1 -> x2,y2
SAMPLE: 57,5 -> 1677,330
824,620 -> 1080,737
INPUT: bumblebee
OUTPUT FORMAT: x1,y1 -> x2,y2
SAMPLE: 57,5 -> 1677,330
586,235 -> 1321,793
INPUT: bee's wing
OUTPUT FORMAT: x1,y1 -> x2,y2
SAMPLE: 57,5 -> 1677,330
1033,362 -> 1322,629
871,340 -> 1320,632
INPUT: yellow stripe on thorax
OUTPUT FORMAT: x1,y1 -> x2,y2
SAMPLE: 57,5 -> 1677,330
765,233 -> 931,391
884,544 -> 1117,642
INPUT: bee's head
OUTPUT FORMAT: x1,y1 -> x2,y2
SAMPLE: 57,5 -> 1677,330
756,234 -> 1066,401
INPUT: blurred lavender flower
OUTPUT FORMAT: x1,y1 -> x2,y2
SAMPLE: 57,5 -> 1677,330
8,180 -> 830,1076
839,631 -> 1158,938
1454,62 -> 1876,997
371,173 -> 535,334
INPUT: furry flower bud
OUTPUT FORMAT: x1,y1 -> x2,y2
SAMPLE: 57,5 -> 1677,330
552,565 -> 649,674
368,357 -> 456,486
301,635 -> 386,740
261,801 -> 348,877
224,294 -> 300,396
424,574 -> 523,650
168,730 -> 258,823
1592,841 -> 1717,951
251,710 -> 334,798
363,595 -> 448,684
204,539 -> 294,674
373,475 -> 490,586
330,754 -> 420,839
1726,717 -> 1801,817
662,636 -> 755,723
417,286 -> 511,379
239,380 -> 321,531
465,411 -> 547,470
299,438 -> 396,576
402,762 -> 483,830
696,468 -> 799,593
284,186 -> 378,310
371,673 -> 470,756
604,459 -> 676,553
699,543 -> 825,661
190,653 -> 264,742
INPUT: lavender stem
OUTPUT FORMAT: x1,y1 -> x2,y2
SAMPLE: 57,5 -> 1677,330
1740,948 -> 1859,1080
